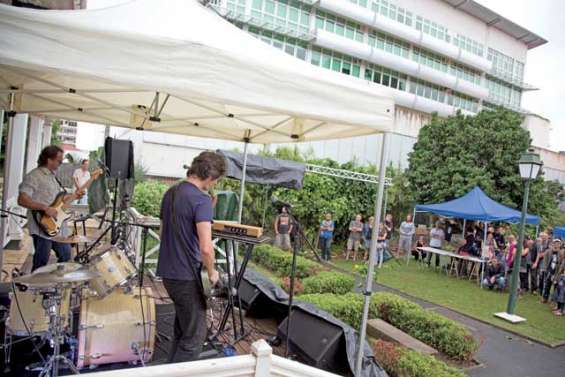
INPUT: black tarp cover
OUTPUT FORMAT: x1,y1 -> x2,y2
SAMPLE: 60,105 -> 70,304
218,150 -> 305,190
243,269 -> 388,377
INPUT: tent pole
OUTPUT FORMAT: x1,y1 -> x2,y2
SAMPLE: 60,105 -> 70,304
462,219 -> 466,237
237,133 -> 250,223
0,93 -> 15,271
355,132 -> 390,377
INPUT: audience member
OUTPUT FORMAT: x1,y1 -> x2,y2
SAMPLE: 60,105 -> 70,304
362,216 -> 374,260
319,213 -> 335,261
346,214 -> 363,261
384,213 -> 393,258
274,206 -> 292,251
427,221 -> 445,268
483,257 -> 505,290
537,239 -> 563,303
375,222 -> 388,268
519,239 -> 533,294
412,235 -> 426,261
398,214 -> 415,263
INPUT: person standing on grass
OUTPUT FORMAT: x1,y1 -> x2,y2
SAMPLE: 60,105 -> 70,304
529,237 -> 543,294
362,216 -> 374,260
535,239 -> 563,304
384,213 -> 393,256
319,213 -> 335,261
274,206 -> 292,251
505,234 -> 517,274
375,222 -> 388,268
519,239 -> 533,295
398,214 -> 415,263
345,214 -> 363,261
427,221 -> 445,268
553,260 -> 565,316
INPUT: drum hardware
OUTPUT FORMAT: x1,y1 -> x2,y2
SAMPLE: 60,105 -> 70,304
27,284 -> 80,377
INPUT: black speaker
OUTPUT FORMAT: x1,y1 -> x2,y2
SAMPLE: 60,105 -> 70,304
237,279 -> 261,312
104,137 -> 134,179
277,308 -> 348,374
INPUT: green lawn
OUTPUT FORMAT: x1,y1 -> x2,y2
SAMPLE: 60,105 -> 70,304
334,259 -> 565,346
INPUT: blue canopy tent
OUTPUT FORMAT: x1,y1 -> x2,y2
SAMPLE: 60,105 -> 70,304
555,227 -> 565,239
415,186 -> 540,225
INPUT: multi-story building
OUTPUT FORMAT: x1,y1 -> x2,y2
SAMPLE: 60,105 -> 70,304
205,0 -> 547,167
57,120 -> 78,145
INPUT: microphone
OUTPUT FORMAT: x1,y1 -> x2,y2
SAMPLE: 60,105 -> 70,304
271,196 -> 292,209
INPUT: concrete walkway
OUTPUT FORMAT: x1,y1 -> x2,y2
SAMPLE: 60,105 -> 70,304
370,282 -> 565,377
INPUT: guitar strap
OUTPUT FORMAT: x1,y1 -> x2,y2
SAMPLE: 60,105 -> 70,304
169,181 -> 206,299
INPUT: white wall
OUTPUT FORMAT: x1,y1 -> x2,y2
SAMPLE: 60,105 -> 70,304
522,114 -> 552,149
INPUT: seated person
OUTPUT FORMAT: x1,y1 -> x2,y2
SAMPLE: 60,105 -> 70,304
483,257 -> 505,290
412,235 -> 426,260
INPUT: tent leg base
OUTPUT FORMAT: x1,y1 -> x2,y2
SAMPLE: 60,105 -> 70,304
494,312 -> 526,324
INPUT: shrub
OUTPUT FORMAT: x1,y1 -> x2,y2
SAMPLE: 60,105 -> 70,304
132,180 -> 169,217
298,292 -> 478,361
373,340 -> 466,377
371,293 -> 478,361
298,293 -> 365,328
302,271 -> 355,295
251,244 -> 320,278
281,277 -> 304,295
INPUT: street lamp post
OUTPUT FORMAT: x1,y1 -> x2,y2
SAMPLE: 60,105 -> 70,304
496,148 -> 542,323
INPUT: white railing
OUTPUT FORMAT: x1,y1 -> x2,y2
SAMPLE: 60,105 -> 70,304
86,340 -> 340,377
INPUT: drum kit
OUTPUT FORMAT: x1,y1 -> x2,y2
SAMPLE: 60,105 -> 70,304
3,241 -> 155,376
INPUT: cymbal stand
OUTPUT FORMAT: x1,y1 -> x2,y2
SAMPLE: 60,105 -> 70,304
35,286 -> 79,377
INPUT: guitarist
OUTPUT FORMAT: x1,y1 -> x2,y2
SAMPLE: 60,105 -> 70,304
17,145 -> 84,271
157,151 -> 225,363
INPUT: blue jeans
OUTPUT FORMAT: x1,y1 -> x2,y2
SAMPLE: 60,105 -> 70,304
320,237 -> 332,261
375,245 -> 385,267
32,235 -> 71,271
483,276 -> 505,290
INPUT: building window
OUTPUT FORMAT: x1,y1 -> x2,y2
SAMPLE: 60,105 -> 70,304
447,91 -> 479,112
488,48 -> 525,84
364,63 -> 407,91
409,79 -> 446,103
414,15 -> 450,43
226,0 -> 246,16
486,77 -> 522,110
368,31 -> 410,59
315,10 -> 364,42
449,62 -> 482,86
412,47 -> 449,73
311,47 -> 361,77
453,34 -> 484,57
250,0 -> 311,36
249,26 -> 308,60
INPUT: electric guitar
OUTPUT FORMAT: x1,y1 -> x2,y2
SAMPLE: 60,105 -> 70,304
33,168 -> 103,237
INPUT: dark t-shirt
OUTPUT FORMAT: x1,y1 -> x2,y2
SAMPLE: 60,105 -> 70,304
156,182 -> 213,281
384,220 -> 393,240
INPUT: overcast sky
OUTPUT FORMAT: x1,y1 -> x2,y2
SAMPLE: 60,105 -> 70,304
86,0 -> 564,151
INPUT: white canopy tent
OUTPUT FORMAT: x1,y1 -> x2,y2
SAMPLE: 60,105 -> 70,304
0,0 -> 394,374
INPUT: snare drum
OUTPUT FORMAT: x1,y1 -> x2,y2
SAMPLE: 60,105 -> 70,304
7,288 -> 71,336
87,246 -> 136,297
77,287 -> 155,368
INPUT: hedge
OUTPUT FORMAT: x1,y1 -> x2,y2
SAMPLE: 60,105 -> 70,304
373,340 -> 466,377
371,293 -> 478,361
299,293 -> 365,328
251,244 -> 320,278
302,271 -> 355,295
299,293 -> 478,361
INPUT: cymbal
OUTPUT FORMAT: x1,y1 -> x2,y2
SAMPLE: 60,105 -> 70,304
34,262 -> 82,275
14,266 -> 100,287
51,235 -> 96,244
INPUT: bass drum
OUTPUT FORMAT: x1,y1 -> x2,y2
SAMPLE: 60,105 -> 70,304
77,287 -> 155,368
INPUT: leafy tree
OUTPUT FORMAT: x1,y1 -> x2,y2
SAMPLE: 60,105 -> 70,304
50,120 -> 62,145
407,107 -> 563,227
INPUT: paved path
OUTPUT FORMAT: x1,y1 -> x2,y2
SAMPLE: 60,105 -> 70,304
369,282 -> 565,377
